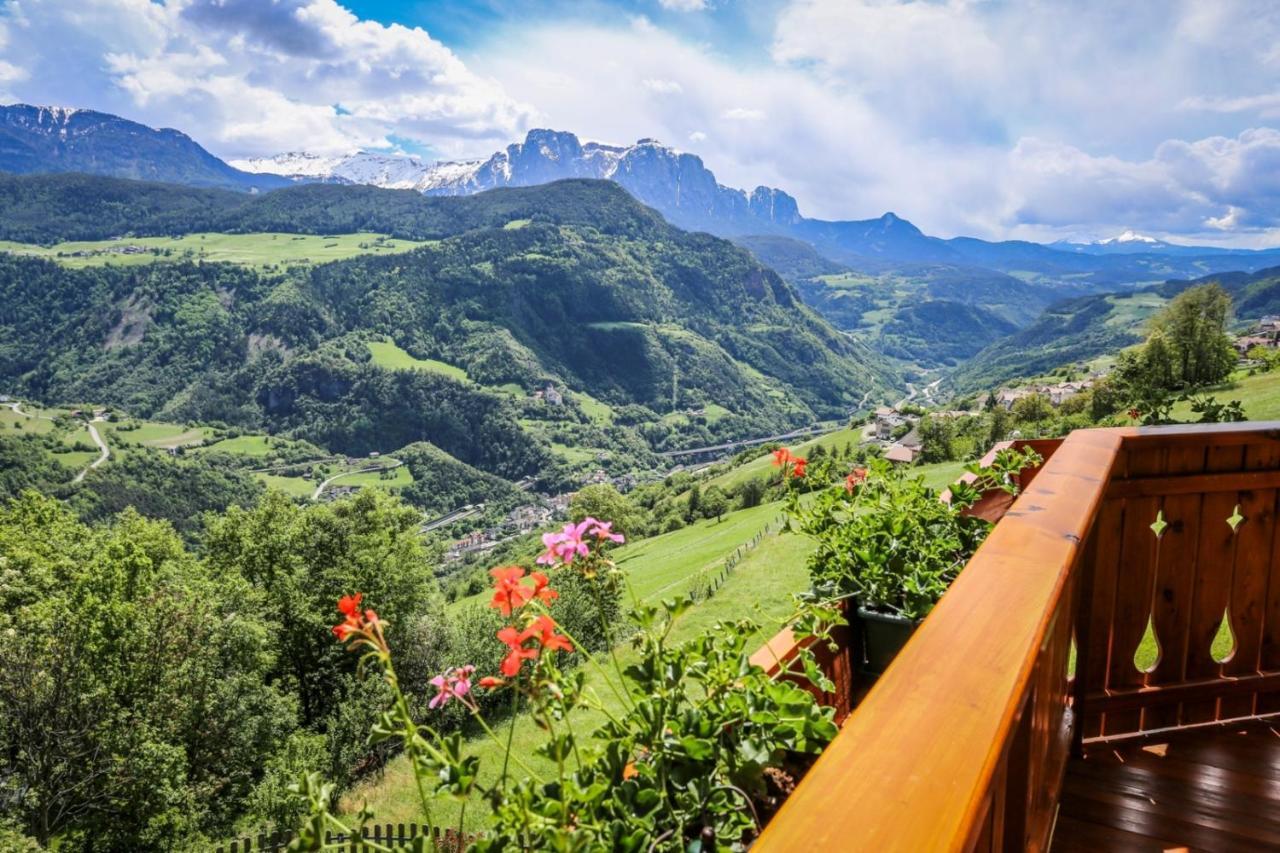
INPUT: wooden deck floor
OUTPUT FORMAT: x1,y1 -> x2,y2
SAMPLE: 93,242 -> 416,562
1051,721 -> 1280,852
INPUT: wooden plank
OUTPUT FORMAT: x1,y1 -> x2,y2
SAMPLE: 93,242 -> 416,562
1220,445 -> 1279,718
1142,443 -> 1205,730
1261,479 -> 1280,715
1103,446 -> 1164,736
755,428 -> 1122,853
1183,445 -> 1245,724
1106,467 -> 1280,498
1084,669 -> 1280,713
1076,499 -> 1123,740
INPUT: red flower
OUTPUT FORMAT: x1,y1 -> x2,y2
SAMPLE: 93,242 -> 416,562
331,593 -> 384,651
790,457 -> 808,478
489,566 -> 534,616
845,467 -> 868,493
526,614 -> 573,654
479,676 -> 506,689
1128,408 -> 1141,420
529,571 -> 559,606
498,625 -> 539,676
771,447 -> 792,467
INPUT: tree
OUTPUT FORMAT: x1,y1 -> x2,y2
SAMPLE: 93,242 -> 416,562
1012,393 -> 1052,428
738,478 -> 765,509
917,415 -> 955,463
686,483 -> 702,522
701,486 -> 730,522
1148,283 -> 1236,388
987,406 -> 1012,449
569,483 -> 646,537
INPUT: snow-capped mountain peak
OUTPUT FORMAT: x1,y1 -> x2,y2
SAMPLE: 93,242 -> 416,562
1098,229 -> 1161,245
230,150 -> 433,189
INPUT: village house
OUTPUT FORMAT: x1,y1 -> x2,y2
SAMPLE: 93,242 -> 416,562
884,444 -> 919,464
874,406 -> 917,440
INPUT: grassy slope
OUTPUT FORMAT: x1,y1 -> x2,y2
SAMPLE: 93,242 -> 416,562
0,232 -> 430,269
366,340 -> 469,382
1170,369 -> 1280,422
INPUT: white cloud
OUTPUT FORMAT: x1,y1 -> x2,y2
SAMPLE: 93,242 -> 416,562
642,78 -> 684,95
0,0 -> 533,157
1004,128 -> 1280,237
658,0 -> 707,11
721,107 -> 765,121
688,130 -> 707,142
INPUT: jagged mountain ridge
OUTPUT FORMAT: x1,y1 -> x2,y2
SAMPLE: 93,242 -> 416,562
0,104 -> 291,192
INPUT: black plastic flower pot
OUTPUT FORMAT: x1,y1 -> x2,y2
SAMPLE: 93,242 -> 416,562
855,606 -> 921,676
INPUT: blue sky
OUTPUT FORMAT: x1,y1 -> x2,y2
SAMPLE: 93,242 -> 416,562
2,0 -> 1279,246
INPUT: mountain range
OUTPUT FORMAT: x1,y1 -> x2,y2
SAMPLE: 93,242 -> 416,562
6,103 -> 1279,279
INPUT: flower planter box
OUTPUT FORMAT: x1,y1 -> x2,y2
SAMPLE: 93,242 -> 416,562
855,607 -> 921,676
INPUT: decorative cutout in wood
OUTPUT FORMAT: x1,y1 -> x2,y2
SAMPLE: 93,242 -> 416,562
1134,614 -> 1160,673
1211,608 -> 1236,664
1150,510 -> 1168,539
1226,504 -> 1245,533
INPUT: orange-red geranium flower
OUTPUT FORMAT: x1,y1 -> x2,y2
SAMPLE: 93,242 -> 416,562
490,566 -> 535,616
331,592 -> 385,653
771,447 -> 792,467
790,457 -> 808,478
845,467 -> 868,493
529,571 -> 558,606
526,614 -> 573,654
498,625 -> 539,676
479,676 -> 506,689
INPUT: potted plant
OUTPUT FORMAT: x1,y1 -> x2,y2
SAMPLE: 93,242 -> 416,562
791,448 -> 1039,675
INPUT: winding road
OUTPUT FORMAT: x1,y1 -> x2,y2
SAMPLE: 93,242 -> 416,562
73,418 -> 111,483
311,457 -> 403,501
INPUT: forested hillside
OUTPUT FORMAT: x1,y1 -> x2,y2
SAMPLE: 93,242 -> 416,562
949,265 -> 1280,391
0,179 -> 895,479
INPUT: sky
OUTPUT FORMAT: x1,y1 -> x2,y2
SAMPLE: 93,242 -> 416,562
2,0 -> 1280,246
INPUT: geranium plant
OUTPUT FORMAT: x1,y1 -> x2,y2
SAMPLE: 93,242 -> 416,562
288,517 -> 837,851
793,448 -> 1041,621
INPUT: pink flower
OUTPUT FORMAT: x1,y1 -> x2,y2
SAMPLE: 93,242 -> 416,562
585,518 -> 625,544
428,665 -> 476,709
537,519 -> 592,566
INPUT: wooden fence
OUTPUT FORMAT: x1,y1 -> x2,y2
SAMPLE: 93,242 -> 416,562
216,824 -> 474,852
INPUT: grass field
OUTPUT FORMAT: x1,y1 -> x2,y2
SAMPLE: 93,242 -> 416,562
366,340 -> 469,381
255,473 -> 317,498
1170,369 -> 1280,422
327,465 -> 413,489
107,421 -> 215,448
194,434 -> 280,457
0,406 -> 55,434
0,232 -> 430,269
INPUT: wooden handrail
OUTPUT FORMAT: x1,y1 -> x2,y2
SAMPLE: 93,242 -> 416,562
756,422 -> 1280,851
755,428 -> 1123,852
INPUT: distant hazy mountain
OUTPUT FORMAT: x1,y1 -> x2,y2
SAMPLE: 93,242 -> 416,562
242,128 -> 1280,277
0,104 -> 291,192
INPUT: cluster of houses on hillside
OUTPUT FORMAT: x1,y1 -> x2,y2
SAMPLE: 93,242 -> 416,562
992,378 -> 1095,410
872,406 -> 924,464
1234,316 -> 1280,356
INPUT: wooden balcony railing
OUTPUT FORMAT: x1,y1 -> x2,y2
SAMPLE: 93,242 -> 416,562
754,422 -> 1280,852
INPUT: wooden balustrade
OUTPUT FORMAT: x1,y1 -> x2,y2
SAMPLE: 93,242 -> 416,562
755,422 -> 1280,852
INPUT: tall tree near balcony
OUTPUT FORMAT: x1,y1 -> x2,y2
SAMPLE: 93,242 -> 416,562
1149,283 -> 1236,388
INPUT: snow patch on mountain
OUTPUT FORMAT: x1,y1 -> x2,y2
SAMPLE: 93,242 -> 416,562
1098,229 -> 1161,245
